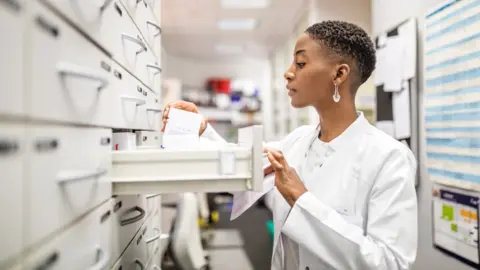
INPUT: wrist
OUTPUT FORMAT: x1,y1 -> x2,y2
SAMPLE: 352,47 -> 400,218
289,188 -> 307,206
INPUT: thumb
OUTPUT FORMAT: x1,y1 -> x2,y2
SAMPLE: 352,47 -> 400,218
264,164 -> 274,177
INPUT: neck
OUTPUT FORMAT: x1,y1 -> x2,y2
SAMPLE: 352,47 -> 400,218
315,100 -> 358,142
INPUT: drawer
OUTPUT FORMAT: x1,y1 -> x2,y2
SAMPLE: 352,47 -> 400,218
137,90 -> 162,131
146,194 -> 160,216
26,125 -> 112,246
22,200 -> 113,270
146,245 -> 162,270
103,1 -> 158,91
111,126 -> 264,195
145,0 -> 161,26
120,0 -> 162,60
136,131 -> 162,148
0,0 -> 25,117
28,1 -> 116,126
111,195 -> 148,262
110,63 -> 154,130
0,123 -> 25,264
145,210 -> 168,262
112,222 -> 149,270
40,0 -> 158,92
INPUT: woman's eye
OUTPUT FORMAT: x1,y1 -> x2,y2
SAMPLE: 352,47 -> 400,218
296,63 -> 305,68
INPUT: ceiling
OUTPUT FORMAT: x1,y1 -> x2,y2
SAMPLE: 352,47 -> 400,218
161,0 -> 308,60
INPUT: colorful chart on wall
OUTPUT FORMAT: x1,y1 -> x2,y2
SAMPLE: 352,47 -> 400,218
424,0 -> 480,191
432,185 -> 479,268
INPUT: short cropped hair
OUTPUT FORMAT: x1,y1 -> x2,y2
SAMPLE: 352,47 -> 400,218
305,20 -> 376,87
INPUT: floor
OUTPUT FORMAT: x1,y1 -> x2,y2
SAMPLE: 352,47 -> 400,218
207,198 -> 273,270
162,196 -> 273,270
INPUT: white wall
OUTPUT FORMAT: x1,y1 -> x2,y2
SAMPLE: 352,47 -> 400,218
163,53 -> 273,138
372,1 -> 473,270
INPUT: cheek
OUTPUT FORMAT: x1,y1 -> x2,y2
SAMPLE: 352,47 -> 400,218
299,68 -> 331,98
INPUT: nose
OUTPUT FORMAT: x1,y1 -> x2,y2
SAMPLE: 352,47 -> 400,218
284,65 -> 295,82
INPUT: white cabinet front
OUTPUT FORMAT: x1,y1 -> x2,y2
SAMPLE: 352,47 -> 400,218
0,123 -> 25,263
0,0 -> 25,117
26,125 -> 112,246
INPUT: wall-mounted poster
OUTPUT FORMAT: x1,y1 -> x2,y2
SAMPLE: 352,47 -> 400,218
432,185 -> 479,268
424,0 -> 480,191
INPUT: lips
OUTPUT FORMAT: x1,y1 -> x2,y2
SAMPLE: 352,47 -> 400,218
288,89 -> 297,96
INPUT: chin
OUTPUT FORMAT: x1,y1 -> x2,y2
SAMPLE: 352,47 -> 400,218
290,98 -> 308,109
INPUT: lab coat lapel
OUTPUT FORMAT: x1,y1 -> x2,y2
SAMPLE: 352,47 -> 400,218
271,128 -> 318,269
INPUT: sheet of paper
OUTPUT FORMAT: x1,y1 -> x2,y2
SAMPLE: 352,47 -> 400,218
376,120 -> 395,137
383,36 -> 406,92
393,81 -> 411,139
162,108 -> 202,149
398,18 -> 417,79
230,162 -> 275,220
374,48 -> 387,86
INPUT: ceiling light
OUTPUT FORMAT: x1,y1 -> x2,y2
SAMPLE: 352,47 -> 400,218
221,0 -> 270,9
217,18 -> 257,30
215,44 -> 244,54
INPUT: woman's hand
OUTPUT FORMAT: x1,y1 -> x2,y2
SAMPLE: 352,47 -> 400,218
162,100 -> 208,135
266,149 -> 308,207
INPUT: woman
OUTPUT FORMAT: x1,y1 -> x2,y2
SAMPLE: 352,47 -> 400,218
163,21 -> 417,270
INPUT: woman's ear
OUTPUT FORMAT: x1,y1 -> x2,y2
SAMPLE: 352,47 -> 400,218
334,63 -> 351,85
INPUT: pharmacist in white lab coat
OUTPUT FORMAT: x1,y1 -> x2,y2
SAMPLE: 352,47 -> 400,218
163,20 -> 418,270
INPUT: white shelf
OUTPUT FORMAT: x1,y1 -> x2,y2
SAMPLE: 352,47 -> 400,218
111,125 -> 264,194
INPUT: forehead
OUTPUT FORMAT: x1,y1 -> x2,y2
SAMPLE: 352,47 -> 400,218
294,33 -> 322,56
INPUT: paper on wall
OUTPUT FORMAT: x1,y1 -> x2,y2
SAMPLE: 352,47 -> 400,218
383,36 -> 407,92
398,18 -> 417,80
393,81 -> 411,139
374,48 -> 387,86
376,121 -> 395,137
162,108 -> 202,149
230,162 -> 276,220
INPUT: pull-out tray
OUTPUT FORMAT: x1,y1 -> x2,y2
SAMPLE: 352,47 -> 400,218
111,126 -> 264,194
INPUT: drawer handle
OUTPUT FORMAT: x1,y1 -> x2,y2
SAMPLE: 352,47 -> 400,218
120,206 -> 145,226
160,233 -> 170,241
57,168 -> 108,184
121,33 -> 147,54
100,0 -> 113,12
135,259 -> 145,270
57,62 -> 109,90
146,21 -> 161,37
0,140 -> 18,155
121,95 -> 146,106
35,251 -> 59,270
145,228 -> 161,243
147,107 -> 162,113
146,64 -> 162,74
87,246 -> 110,270
145,193 -> 159,199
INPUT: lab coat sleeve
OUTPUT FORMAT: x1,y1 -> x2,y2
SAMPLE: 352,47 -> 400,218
282,149 -> 418,270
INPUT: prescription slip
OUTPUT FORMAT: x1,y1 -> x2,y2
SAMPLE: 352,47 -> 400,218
163,108 -> 202,149
230,157 -> 275,220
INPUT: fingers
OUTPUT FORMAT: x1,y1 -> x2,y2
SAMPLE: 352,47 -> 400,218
269,150 -> 288,167
267,152 -> 284,171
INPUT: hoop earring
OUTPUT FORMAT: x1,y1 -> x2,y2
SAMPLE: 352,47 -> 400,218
333,82 -> 341,103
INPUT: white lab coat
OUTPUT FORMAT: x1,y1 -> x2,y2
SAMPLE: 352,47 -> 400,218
201,113 -> 418,270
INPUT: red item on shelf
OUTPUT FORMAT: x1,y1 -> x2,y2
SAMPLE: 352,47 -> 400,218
207,78 -> 231,94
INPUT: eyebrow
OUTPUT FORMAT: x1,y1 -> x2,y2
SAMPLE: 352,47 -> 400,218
295,49 -> 306,56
